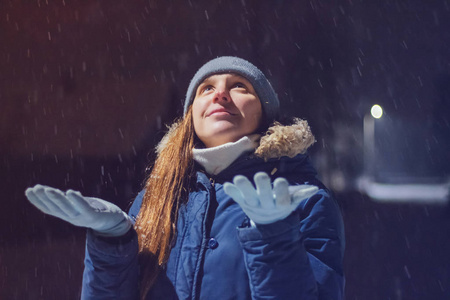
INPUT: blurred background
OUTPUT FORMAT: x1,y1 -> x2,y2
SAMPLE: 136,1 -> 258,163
1,0 -> 449,299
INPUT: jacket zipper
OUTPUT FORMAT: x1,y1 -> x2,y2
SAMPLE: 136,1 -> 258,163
192,173 -> 216,300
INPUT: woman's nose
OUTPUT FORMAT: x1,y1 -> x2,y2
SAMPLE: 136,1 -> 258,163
213,88 -> 230,103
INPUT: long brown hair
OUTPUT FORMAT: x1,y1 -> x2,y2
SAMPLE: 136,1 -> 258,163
135,106 -> 196,299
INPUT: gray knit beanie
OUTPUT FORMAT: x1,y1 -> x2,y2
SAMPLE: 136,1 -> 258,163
184,56 -> 280,128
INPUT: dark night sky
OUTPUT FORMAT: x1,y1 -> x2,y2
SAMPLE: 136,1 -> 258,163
2,1 -> 448,157
1,1 -> 450,299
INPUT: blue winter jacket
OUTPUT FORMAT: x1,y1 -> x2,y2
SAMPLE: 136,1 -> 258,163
81,153 -> 345,300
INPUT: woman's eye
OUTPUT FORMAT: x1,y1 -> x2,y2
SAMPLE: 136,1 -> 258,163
203,86 -> 214,93
232,83 -> 246,89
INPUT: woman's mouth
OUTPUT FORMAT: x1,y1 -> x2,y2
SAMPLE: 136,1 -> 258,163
207,108 -> 233,117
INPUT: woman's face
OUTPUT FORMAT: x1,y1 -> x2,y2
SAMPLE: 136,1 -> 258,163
192,73 -> 262,148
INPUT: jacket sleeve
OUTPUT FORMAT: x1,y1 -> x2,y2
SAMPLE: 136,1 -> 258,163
81,191 -> 144,300
237,189 -> 345,300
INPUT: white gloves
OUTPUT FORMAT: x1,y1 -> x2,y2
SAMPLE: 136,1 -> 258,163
25,185 -> 132,237
223,172 -> 318,225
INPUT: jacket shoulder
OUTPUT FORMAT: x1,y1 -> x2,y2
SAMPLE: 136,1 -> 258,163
128,190 -> 145,223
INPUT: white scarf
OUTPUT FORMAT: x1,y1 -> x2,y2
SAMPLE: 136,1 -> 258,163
193,134 -> 260,175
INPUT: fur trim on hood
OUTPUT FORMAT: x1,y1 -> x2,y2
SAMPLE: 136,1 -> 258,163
255,118 -> 316,160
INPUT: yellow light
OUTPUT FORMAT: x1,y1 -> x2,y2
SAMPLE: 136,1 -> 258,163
371,105 -> 383,119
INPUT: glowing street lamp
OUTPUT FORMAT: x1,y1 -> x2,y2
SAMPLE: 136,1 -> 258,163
364,105 -> 383,178
371,104 -> 383,119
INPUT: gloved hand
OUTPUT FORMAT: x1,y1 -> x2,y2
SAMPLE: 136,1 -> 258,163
223,172 -> 318,225
25,184 -> 132,237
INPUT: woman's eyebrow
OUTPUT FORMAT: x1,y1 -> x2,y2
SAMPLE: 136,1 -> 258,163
233,76 -> 251,85
198,78 -> 213,88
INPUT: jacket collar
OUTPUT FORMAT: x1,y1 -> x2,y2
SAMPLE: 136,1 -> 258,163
196,118 -> 318,183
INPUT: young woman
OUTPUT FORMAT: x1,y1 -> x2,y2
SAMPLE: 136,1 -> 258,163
26,56 -> 345,299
